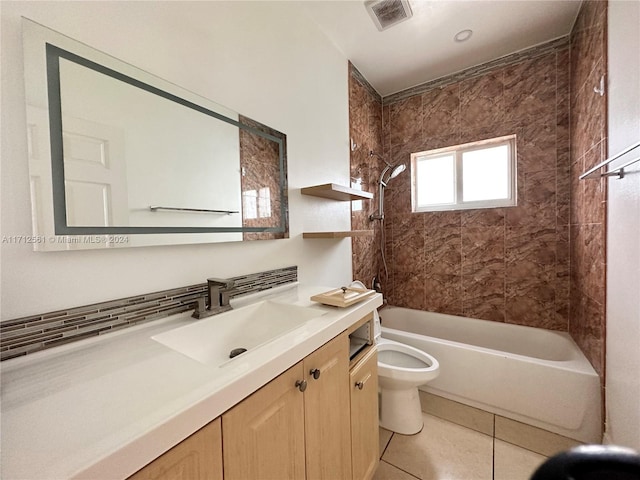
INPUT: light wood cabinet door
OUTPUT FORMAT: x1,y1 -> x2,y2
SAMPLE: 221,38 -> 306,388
350,348 -> 379,480
223,362 -> 307,480
304,332 -> 352,480
127,418 -> 222,480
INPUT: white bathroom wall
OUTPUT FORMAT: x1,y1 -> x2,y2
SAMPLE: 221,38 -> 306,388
0,1 -> 353,320
605,0 -> 640,450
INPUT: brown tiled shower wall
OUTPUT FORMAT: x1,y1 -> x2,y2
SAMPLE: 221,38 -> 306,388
569,0 -> 608,377
352,37 -> 573,329
0,266 -> 297,361
350,0 -> 608,377
350,63 -> 384,288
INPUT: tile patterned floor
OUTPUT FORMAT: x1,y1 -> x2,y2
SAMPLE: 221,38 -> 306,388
373,412 -> 547,480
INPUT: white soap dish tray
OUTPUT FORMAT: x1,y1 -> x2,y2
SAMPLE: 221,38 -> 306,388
310,287 -> 376,308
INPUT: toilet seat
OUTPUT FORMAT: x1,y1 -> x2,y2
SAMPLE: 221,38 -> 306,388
377,338 -> 439,385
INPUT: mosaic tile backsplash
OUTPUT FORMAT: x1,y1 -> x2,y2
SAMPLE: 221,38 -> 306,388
0,266 -> 297,361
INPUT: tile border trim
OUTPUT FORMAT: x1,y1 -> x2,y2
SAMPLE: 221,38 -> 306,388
350,61 -> 383,102
383,35 -> 570,105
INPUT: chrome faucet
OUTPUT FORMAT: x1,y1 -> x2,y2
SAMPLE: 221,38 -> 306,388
192,277 -> 235,319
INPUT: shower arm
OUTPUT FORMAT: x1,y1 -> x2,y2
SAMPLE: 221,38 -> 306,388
369,165 -> 393,222
369,183 -> 385,221
368,151 -> 406,222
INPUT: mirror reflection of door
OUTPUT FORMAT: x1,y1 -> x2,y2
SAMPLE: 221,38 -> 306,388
27,106 -> 57,250
27,108 -> 129,250
62,116 -> 128,229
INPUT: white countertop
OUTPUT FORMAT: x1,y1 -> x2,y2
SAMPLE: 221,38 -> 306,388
0,284 -> 382,480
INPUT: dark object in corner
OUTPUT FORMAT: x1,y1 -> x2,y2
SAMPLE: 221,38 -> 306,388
530,444 -> 640,480
372,275 -> 382,293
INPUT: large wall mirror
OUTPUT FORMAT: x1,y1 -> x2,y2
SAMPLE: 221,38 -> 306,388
22,19 -> 288,250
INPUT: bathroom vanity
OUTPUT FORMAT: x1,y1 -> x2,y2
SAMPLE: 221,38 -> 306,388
0,285 -> 381,480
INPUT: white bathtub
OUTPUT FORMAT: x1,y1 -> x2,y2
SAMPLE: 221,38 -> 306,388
379,306 -> 602,443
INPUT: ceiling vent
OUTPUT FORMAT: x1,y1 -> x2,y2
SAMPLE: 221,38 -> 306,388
365,0 -> 413,31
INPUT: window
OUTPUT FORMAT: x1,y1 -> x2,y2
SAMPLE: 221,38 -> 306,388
411,135 -> 517,212
258,187 -> 272,218
243,188 -> 272,219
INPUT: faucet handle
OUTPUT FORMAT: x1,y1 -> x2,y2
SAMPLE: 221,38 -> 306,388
207,277 -> 235,289
192,297 -> 207,318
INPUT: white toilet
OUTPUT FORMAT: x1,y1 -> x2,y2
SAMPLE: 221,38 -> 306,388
351,282 -> 440,435
377,335 -> 440,434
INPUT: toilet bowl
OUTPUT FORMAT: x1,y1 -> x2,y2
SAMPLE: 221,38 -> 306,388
350,281 -> 440,435
377,337 -> 440,434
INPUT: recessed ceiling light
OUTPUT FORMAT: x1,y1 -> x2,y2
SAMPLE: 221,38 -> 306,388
454,29 -> 473,43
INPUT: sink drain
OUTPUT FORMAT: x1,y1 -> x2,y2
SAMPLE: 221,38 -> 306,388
229,347 -> 247,359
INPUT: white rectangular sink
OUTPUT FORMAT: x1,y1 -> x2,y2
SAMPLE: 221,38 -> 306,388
152,300 -> 327,367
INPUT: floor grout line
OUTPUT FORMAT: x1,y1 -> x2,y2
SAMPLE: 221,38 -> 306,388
380,431 -> 394,459
380,459 -> 422,480
379,432 -> 422,480
494,438 -> 551,459
376,412 -> 549,480
492,414 -> 496,480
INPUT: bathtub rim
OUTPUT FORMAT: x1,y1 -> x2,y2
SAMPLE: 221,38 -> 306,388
379,306 -> 598,376
381,325 -> 598,377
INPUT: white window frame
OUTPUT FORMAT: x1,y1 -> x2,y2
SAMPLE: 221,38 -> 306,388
411,134 -> 517,212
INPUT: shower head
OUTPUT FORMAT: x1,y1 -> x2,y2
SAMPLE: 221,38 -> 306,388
388,163 -> 406,180
369,150 -> 407,221
379,162 -> 407,186
369,158 -> 407,223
